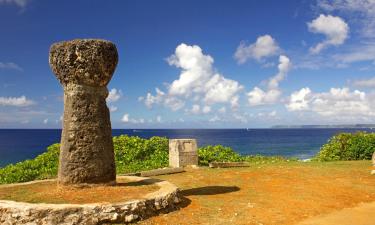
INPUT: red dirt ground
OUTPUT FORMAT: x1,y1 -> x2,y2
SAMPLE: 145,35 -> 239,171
137,161 -> 375,225
0,177 -> 159,204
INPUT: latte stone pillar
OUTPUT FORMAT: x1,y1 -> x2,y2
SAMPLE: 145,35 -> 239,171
49,39 -> 118,186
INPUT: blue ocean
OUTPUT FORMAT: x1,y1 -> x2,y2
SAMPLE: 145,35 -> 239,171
0,128 -> 372,168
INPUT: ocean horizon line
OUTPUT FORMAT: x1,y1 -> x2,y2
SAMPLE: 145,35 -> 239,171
0,127 -> 374,130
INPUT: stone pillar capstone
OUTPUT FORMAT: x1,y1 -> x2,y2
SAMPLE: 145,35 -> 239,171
49,39 -> 118,185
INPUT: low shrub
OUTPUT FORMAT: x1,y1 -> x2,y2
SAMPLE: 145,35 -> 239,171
198,145 -> 243,165
243,155 -> 297,163
314,132 -> 375,161
0,143 -> 59,184
113,135 -> 169,174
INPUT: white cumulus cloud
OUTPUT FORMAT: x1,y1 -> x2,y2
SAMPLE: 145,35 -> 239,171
286,87 -> 312,111
191,104 -> 200,114
202,105 -> 211,114
317,0 -> 375,38
308,14 -> 349,54
121,113 -> 146,124
140,88 -> 165,108
209,115 -> 221,122
106,88 -> 122,102
121,114 -> 129,123
234,35 -> 280,63
140,88 -> 185,111
109,106 -> 118,112
0,96 -> 35,107
247,55 -> 292,106
286,87 -> 375,119
140,43 -> 243,112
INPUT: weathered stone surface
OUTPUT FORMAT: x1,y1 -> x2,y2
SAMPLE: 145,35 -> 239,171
140,167 -> 185,177
49,39 -> 118,185
169,139 -> 198,168
49,39 -> 118,87
209,162 -> 251,168
0,176 -> 181,225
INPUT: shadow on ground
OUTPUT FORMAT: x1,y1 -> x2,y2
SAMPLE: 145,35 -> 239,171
181,186 -> 240,196
116,178 -> 163,187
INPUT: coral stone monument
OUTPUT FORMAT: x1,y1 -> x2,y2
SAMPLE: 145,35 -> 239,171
0,39 -> 181,225
169,139 -> 198,168
49,39 -> 118,185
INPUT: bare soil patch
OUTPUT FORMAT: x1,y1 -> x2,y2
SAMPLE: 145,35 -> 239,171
137,161 -> 375,225
297,201 -> 375,225
0,177 -> 159,204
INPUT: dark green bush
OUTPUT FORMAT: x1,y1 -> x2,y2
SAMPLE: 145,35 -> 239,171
243,155 -> 297,163
113,135 -> 169,173
314,132 -> 375,161
198,145 -> 243,165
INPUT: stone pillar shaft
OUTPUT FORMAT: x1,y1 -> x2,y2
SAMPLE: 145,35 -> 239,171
49,39 -> 118,185
58,83 -> 115,184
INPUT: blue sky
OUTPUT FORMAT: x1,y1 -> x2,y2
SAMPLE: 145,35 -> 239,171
1,0 -> 375,128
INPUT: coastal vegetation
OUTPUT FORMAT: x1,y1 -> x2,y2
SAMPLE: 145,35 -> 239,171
313,132 -> 375,161
0,132 -> 373,184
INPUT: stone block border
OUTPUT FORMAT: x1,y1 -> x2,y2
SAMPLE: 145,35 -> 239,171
122,167 -> 185,177
209,162 -> 251,168
0,176 -> 181,225
140,167 -> 185,177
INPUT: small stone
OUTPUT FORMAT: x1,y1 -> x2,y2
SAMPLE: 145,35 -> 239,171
131,202 -> 139,211
154,201 -> 161,210
111,213 -> 119,221
121,205 -> 130,211
124,214 -> 138,222
174,196 -> 180,203
11,213 -> 20,218
103,207 -> 116,213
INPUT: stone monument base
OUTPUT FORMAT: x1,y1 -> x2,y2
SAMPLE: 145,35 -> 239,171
169,139 -> 198,168
0,176 -> 180,225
